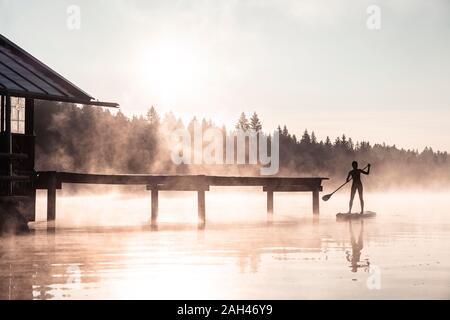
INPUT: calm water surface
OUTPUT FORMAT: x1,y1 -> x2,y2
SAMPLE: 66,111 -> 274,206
1,190 -> 449,299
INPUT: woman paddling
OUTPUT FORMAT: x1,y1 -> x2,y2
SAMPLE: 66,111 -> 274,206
347,161 -> 371,214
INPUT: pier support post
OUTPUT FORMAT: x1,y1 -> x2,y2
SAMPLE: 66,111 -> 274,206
312,189 -> 319,215
151,189 -> 159,224
197,190 -> 206,224
47,173 -> 57,221
267,191 -> 274,215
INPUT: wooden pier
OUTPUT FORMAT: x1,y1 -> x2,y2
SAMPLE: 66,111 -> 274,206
36,171 -> 328,225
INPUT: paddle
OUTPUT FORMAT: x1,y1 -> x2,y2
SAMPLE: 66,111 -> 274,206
322,165 -> 369,202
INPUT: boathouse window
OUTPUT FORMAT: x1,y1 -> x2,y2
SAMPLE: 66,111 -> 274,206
11,97 -> 25,134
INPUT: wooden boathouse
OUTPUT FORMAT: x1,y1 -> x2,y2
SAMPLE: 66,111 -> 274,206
0,34 -> 328,226
0,34 -> 117,222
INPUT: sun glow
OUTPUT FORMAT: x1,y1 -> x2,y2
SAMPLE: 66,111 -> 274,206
136,40 -> 210,107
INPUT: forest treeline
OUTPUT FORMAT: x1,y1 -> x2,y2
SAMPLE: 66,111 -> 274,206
34,101 -> 450,190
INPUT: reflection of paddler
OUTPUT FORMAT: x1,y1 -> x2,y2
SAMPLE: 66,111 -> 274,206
346,220 -> 364,273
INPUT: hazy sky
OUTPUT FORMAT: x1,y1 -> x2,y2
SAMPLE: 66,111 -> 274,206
1,0 -> 449,151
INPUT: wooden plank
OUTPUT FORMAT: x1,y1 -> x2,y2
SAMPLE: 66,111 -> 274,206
0,94 -> 3,132
44,172 -> 208,186
209,176 -> 327,187
0,175 -> 30,181
37,172 -> 327,188
35,171 -> 62,189
146,184 -> 210,191
0,152 -> 28,160
25,98 -> 34,135
263,185 -> 323,192
0,195 -> 33,201
5,94 -> 12,195
0,89 -> 120,108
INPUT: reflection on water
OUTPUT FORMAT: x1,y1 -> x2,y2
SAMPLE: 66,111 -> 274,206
346,221 -> 370,273
1,191 -> 450,299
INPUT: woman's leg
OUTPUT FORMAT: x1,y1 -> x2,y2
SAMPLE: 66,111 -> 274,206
349,184 -> 357,213
358,184 -> 364,214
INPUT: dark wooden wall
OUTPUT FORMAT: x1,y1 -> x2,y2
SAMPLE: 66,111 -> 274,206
0,96 -> 36,221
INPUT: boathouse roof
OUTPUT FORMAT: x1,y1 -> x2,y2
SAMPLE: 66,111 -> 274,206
0,34 -> 118,107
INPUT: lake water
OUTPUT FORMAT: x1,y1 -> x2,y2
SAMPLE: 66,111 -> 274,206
1,189 -> 449,299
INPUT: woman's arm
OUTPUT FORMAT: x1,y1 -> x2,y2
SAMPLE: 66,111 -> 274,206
360,164 -> 371,175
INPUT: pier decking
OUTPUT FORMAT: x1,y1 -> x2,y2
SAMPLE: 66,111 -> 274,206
36,171 -> 328,225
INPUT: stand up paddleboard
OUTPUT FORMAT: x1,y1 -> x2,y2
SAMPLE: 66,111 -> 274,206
336,211 -> 376,221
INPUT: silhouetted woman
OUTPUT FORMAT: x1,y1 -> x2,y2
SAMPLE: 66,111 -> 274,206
346,161 -> 371,214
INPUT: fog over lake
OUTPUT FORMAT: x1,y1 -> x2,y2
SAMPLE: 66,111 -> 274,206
1,190 -> 449,299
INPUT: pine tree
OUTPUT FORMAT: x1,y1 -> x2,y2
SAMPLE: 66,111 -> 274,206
116,110 -> 128,123
311,131 -> 317,144
334,136 -> 341,146
301,129 -> 311,144
146,106 -> 160,126
277,125 -> 282,135
162,111 -> 177,131
348,137 -> 354,150
187,116 -> 198,134
292,134 -> 298,144
201,118 -> 208,131
250,112 -> 262,132
235,112 -> 250,131
325,136 -> 332,148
